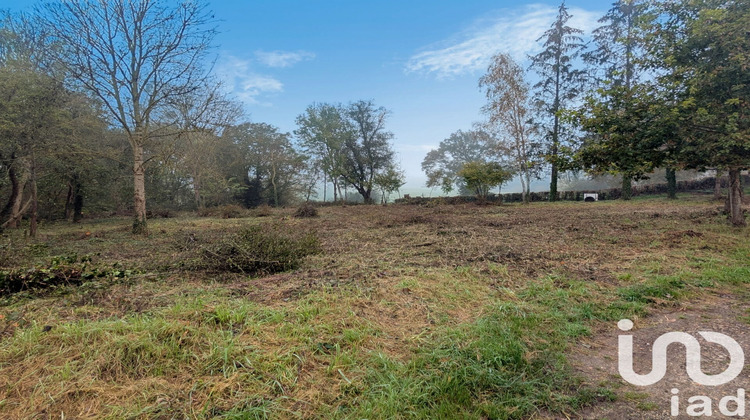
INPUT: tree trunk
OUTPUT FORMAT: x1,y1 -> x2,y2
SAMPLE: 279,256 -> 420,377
73,193 -> 83,223
666,167 -> 677,199
1,153 -> 20,225
132,142 -> 148,234
332,177 -> 338,203
714,169 -> 723,200
549,136 -> 558,202
65,181 -> 74,220
194,173 -> 203,210
621,175 -> 632,200
359,187 -> 373,204
549,41 -> 561,203
271,167 -> 279,207
65,173 -> 84,221
520,170 -> 529,204
6,158 -> 30,229
727,168 -> 745,227
29,159 -> 38,238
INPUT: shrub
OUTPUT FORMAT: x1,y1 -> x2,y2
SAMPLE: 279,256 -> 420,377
200,223 -> 320,275
294,203 -> 318,218
220,204 -> 247,219
252,204 -> 273,217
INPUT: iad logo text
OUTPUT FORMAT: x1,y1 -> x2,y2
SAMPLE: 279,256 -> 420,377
617,319 -> 746,417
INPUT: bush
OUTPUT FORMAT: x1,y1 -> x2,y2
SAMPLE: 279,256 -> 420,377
252,204 -> 273,217
201,223 -> 320,275
294,203 -> 318,218
220,204 -> 247,219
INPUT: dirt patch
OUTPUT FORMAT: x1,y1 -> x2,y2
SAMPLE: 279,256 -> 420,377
569,292 -> 750,419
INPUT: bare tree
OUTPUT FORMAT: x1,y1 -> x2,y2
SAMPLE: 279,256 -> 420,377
480,53 -> 540,203
170,82 -> 242,210
41,0 -> 216,233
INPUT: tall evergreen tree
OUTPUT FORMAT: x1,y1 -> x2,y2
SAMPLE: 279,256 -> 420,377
583,0 -> 648,200
529,1 -> 586,201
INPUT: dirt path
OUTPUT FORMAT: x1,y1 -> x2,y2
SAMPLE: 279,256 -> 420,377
564,292 -> 750,419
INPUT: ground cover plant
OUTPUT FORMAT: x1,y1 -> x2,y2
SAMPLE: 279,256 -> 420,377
0,194 -> 749,419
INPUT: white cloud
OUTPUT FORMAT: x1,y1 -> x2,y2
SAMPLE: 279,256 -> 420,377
255,50 -> 316,68
215,54 -> 284,105
406,4 -> 601,79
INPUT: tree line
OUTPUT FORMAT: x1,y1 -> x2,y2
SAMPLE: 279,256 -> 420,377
423,0 -> 749,226
1,0 -> 747,234
0,0 -> 405,236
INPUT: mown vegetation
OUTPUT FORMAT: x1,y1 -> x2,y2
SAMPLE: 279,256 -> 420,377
1,196 -> 748,418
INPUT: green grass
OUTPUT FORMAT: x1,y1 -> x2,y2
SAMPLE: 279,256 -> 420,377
333,250 -> 750,419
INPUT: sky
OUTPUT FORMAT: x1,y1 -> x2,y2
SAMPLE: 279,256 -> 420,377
7,0 -> 608,197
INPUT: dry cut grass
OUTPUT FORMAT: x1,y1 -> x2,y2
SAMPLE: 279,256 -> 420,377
0,195 -> 748,419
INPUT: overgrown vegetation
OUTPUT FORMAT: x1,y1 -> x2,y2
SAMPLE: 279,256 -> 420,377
0,254 -> 134,297
294,203 -> 319,218
198,223 -> 320,275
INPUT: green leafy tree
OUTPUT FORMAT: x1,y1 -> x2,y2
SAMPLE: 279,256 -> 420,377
421,129 -> 497,195
224,122 -> 305,207
458,161 -> 513,200
651,0 -> 750,226
574,83 -> 674,192
294,103 -> 350,202
341,100 -> 397,204
0,67 -> 67,236
373,165 -> 405,204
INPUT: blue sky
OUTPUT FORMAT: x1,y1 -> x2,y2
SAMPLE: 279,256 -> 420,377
8,0 -> 608,196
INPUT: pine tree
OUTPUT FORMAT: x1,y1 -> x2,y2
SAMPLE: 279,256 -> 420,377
583,0 -> 651,199
529,2 -> 586,201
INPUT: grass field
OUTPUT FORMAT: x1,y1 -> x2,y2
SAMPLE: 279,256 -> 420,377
1,195 -> 749,419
